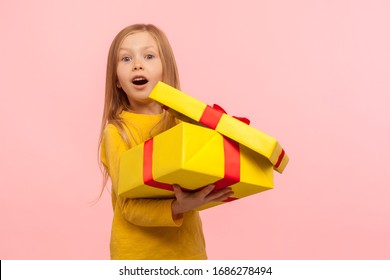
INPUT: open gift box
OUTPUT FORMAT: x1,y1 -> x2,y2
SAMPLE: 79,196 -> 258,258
118,122 -> 274,211
149,82 -> 289,173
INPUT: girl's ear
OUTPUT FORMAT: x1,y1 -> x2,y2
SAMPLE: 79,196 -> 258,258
116,82 -> 121,88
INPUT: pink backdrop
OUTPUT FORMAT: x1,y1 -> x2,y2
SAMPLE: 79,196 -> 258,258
1,0 -> 389,259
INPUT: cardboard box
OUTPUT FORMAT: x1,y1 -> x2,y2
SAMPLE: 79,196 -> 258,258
149,82 -> 289,173
118,122 -> 274,210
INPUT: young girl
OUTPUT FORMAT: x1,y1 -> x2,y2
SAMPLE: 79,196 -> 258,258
98,24 -> 233,260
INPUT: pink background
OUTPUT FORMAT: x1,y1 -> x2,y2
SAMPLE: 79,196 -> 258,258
1,0 -> 389,259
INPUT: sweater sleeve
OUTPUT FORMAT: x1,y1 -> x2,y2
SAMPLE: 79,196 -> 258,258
100,125 -> 183,227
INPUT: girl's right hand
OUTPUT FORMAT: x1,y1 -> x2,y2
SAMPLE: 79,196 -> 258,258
171,184 -> 233,218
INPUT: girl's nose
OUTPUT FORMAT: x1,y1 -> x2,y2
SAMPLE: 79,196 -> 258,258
132,59 -> 144,71
133,64 -> 143,70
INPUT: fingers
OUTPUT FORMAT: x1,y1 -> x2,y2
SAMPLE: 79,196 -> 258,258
198,184 -> 216,196
174,183 -> 234,208
206,187 -> 234,202
211,190 -> 234,202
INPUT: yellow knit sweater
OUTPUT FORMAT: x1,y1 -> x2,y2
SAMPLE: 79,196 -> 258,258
100,111 -> 207,259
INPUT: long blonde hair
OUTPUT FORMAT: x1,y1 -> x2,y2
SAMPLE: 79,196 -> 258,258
97,24 -> 180,197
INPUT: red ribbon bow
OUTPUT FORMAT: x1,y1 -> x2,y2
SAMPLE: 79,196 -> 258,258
199,104 -> 250,129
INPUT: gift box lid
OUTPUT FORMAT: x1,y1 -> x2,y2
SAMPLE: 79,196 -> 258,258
149,81 -> 289,173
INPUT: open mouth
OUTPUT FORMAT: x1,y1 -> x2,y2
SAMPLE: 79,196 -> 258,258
132,77 -> 148,85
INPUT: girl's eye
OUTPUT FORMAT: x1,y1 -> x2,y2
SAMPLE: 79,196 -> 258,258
121,56 -> 131,62
145,54 -> 154,59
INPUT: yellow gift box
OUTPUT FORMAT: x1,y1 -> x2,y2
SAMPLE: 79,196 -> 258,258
118,122 -> 274,210
149,82 -> 289,173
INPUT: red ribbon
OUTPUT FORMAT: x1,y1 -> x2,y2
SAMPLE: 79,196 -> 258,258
199,104 -> 250,129
215,137 -> 240,202
143,138 -> 174,192
213,137 -> 240,191
274,149 -> 285,169
142,132 -> 240,202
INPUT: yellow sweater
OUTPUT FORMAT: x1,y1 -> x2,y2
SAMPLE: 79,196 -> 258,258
100,111 -> 207,260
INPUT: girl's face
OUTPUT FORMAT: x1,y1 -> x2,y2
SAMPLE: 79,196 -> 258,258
116,31 -> 163,112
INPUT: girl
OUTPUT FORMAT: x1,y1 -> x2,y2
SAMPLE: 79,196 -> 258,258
98,24 -> 233,260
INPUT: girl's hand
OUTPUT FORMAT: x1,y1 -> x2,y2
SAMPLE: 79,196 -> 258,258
171,184 -> 234,218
